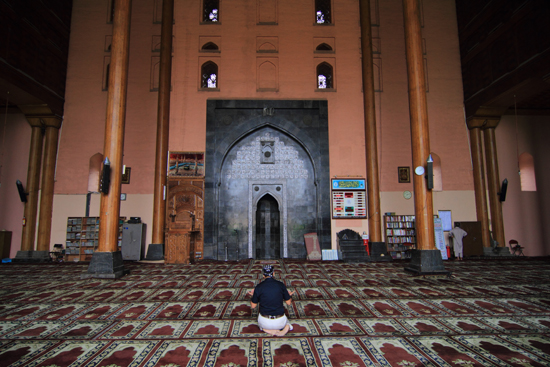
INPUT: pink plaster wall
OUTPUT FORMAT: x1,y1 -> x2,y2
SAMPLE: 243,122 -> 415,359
497,115 -> 550,256
0,112 -> 31,256
55,0 -> 478,246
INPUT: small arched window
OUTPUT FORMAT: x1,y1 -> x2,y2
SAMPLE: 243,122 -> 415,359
519,152 -> 537,191
203,0 -> 219,22
202,42 -> 219,51
316,43 -> 333,51
315,0 -> 331,24
201,61 -> 218,88
317,62 -> 333,89
430,152 -> 442,191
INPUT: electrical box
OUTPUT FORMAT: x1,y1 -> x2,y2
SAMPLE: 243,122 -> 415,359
121,223 -> 146,260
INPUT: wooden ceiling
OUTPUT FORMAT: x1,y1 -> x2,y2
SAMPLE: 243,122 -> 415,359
455,0 -> 550,118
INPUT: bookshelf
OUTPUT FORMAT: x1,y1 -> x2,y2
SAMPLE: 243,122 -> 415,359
65,216 -> 125,261
384,214 -> 416,259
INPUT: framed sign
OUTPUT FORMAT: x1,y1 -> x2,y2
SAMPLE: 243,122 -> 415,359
438,210 -> 452,231
331,178 -> 366,219
168,152 -> 204,177
398,166 -> 410,183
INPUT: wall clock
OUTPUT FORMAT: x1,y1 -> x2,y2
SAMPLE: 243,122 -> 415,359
403,190 -> 412,200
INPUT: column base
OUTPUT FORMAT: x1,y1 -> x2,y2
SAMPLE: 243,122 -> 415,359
145,243 -> 164,260
81,251 -> 128,279
404,249 -> 450,276
483,246 -> 512,256
13,250 -> 51,262
369,242 -> 392,261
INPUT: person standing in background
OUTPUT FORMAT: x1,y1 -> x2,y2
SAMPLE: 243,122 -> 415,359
449,222 -> 468,261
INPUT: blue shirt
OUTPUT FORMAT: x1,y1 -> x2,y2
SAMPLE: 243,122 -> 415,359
251,277 -> 291,316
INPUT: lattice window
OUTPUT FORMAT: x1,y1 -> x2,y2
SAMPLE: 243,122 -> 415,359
201,61 -> 218,88
203,0 -> 219,22
315,0 -> 331,24
316,62 -> 333,89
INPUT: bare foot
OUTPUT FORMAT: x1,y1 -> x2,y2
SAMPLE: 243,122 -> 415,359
275,324 -> 290,337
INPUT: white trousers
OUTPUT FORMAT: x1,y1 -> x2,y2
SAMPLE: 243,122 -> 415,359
258,314 -> 290,331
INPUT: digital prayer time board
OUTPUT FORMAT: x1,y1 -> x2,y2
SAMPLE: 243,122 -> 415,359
331,179 -> 367,219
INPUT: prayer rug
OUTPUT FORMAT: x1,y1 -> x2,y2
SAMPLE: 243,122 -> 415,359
313,337 -> 373,366
2,257 -> 550,366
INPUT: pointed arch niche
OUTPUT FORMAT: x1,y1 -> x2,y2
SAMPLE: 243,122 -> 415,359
519,152 -> 537,191
220,128 -> 315,259
257,58 -> 278,91
430,152 -> 442,191
88,153 -> 103,193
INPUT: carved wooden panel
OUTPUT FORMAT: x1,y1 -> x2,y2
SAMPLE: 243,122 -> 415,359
166,178 -> 204,261
165,233 -> 190,264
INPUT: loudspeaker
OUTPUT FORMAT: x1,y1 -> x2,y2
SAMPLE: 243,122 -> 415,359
426,155 -> 434,190
99,159 -> 111,194
499,178 -> 508,202
16,180 -> 27,203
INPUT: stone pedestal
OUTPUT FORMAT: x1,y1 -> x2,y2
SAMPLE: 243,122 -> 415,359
82,251 -> 127,279
483,246 -> 511,257
13,250 -> 51,262
145,243 -> 165,260
369,242 -> 392,262
404,249 -> 450,276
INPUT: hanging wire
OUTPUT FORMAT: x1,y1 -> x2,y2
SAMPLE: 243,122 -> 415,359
0,91 -> 9,186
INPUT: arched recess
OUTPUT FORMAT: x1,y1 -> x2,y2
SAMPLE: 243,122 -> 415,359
258,42 -> 277,52
202,42 -> 219,51
254,193 -> 281,259
258,60 -> 277,91
430,152 -> 442,191
316,43 -> 332,51
218,126 -> 316,259
88,153 -> 103,193
519,152 -> 537,191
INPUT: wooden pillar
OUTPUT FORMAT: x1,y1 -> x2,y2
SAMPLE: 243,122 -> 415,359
483,119 -> 505,247
359,0 -> 382,243
36,119 -> 62,253
19,120 -> 44,253
86,0 -> 132,279
402,0 -> 434,251
150,0 -> 174,259
467,118 -> 491,248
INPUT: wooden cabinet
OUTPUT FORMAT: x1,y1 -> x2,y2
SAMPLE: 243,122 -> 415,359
65,216 -> 125,261
456,221 -> 483,257
384,214 -> 416,259
0,231 -> 12,259
165,178 -> 204,264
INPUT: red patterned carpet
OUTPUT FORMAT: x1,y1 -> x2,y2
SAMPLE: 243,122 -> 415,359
1,258 -> 550,366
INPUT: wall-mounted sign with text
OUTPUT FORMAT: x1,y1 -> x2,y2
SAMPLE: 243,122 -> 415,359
331,178 -> 367,219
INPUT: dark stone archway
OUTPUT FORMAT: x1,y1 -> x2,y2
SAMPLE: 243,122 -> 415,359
204,100 -> 331,260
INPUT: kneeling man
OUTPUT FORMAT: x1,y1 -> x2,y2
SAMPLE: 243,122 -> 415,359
248,265 -> 295,336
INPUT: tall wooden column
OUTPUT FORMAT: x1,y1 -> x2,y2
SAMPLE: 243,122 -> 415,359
359,0 -> 382,243
483,119 -> 505,247
466,118 -> 491,249
402,0 -> 446,274
148,0 -> 174,260
36,119 -> 62,256
17,120 -> 44,257
86,0 -> 132,279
